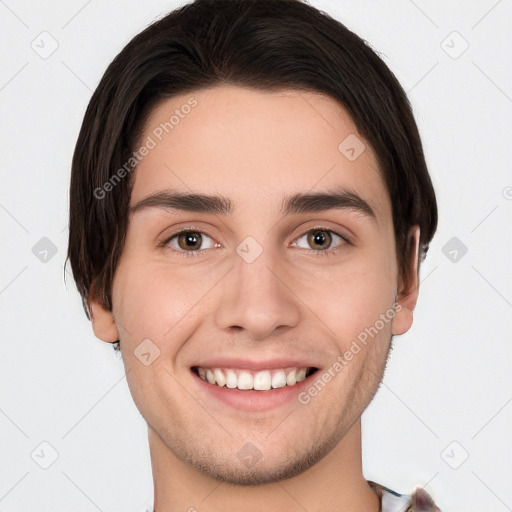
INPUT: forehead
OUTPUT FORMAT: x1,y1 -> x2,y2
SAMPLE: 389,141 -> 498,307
130,85 -> 389,222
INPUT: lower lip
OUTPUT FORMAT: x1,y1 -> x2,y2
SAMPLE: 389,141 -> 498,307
191,369 -> 318,412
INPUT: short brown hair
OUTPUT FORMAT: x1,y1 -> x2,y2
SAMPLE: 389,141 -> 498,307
66,0 -> 438,320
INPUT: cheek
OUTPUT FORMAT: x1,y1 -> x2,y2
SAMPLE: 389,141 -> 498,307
113,260 -> 182,316
112,259 -> 221,348
112,261 -> 181,338
310,242 -> 398,344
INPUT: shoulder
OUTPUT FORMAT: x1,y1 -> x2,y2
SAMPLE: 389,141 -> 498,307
368,480 -> 441,512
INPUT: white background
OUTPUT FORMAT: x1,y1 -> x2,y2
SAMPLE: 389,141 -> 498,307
0,1 -> 511,511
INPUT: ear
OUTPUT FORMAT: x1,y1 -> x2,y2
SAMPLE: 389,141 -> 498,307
88,294 -> 119,344
391,226 -> 420,336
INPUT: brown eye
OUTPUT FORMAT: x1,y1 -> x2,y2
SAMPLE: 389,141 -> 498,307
307,230 -> 332,250
292,228 -> 348,255
166,230 -> 217,254
177,231 -> 203,251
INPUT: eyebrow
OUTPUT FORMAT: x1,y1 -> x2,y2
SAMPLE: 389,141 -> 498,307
129,188 -> 376,219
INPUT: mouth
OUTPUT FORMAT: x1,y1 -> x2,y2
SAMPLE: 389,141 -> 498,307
191,366 -> 319,391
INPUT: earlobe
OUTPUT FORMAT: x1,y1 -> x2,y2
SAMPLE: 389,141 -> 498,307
391,226 -> 420,336
89,298 -> 120,343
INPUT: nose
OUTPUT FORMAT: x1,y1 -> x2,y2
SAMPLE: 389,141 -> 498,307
214,245 -> 301,340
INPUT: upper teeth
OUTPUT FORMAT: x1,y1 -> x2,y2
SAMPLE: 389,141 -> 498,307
196,367 -> 311,391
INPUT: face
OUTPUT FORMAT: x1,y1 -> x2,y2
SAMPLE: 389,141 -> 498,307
90,85 -> 419,485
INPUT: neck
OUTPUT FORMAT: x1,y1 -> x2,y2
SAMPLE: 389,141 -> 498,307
149,420 -> 380,512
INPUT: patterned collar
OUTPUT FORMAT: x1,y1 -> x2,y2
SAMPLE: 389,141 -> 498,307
145,480 -> 440,511
368,480 -> 440,511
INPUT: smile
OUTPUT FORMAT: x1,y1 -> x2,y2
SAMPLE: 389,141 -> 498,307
192,366 -> 318,391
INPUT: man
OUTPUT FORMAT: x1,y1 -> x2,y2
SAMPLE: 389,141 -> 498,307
66,1 -> 441,510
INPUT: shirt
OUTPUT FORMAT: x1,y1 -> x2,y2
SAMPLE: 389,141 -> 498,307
144,480 -> 440,511
368,480 -> 441,511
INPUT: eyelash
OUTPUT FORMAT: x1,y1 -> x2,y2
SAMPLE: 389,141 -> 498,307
159,227 -> 350,259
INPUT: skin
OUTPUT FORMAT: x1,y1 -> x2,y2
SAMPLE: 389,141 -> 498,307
89,85 -> 420,512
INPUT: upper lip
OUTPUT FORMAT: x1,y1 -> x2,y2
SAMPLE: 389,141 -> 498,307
191,357 -> 320,371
